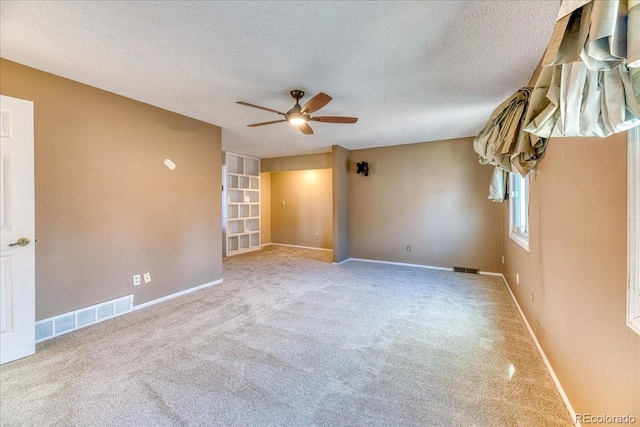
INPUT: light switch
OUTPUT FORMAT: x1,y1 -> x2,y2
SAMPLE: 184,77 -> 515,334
164,159 -> 176,170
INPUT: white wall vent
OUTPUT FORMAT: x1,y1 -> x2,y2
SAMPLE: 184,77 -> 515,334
97,303 -> 114,321
35,295 -> 133,343
114,298 -> 130,315
54,315 -> 75,335
77,309 -> 96,328
35,321 -> 53,342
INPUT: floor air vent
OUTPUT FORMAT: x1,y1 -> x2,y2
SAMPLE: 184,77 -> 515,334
35,295 -> 133,343
453,267 -> 479,274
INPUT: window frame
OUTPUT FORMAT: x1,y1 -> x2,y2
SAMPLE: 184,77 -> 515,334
509,172 -> 530,252
628,126 -> 640,335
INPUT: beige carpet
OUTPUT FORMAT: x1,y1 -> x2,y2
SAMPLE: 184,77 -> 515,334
0,245 -> 572,426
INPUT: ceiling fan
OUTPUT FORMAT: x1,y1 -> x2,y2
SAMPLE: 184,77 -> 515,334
237,90 -> 358,135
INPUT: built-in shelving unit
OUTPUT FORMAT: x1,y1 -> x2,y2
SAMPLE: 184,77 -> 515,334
222,152 -> 260,256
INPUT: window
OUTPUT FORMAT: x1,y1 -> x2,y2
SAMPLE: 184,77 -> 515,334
628,126 -> 640,335
509,172 -> 530,251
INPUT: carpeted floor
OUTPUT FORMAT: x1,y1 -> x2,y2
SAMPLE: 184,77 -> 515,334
0,245 -> 572,426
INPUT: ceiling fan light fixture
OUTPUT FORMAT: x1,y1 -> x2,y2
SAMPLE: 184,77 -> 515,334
287,114 -> 307,125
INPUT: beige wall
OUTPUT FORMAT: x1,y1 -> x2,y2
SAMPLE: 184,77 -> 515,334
332,145 -> 350,263
259,172 -> 272,244
349,138 -> 502,272
0,59 -> 222,319
270,169 -> 332,249
261,153 -> 331,172
503,132 -> 639,420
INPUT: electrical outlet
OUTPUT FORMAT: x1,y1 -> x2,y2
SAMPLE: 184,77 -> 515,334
143,272 -> 151,283
407,245 -> 411,252
315,233 -> 319,240
132,275 -> 141,286
281,200 -> 285,206
531,293 -> 534,301
516,273 -> 520,284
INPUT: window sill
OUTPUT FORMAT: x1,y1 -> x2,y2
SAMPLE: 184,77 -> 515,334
628,317 -> 640,336
509,231 -> 530,252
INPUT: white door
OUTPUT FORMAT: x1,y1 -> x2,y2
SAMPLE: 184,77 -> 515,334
0,95 -> 35,364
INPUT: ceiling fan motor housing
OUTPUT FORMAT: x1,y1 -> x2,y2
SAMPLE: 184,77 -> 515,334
290,90 -> 305,100
286,90 -> 305,118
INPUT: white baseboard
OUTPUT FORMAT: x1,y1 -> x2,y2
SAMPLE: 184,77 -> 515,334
264,242 -> 333,252
338,257 -> 503,276
349,257 -> 455,271
342,258 -> 503,277
348,257 -> 454,272
499,275 -> 579,427
132,279 -> 223,311
225,247 -> 261,257
479,271 -> 503,277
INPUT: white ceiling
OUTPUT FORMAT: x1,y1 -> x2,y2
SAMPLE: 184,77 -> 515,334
0,1 -> 558,159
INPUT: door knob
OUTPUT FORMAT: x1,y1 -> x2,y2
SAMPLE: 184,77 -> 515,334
8,238 -> 30,247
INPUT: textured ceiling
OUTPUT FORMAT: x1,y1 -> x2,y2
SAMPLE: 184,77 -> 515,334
0,1 -> 558,159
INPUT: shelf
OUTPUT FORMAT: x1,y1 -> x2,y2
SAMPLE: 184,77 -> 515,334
223,152 -> 261,257
246,191 -> 259,203
239,176 -> 250,189
245,158 -> 259,176
227,236 -> 239,251
225,246 -> 261,256
227,190 -> 243,203
227,154 -> 244,175
228,219 -> 244,234
239,234 -> 250,249
246,218 -> 259,232
227,232 -> 248,237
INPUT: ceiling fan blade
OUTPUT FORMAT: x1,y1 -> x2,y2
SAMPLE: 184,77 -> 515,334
299,123 -> 314,135
247,119 -> 287,127
300,92 -> 332,114
310,116 -> 358,124
237,101 -> 285,116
